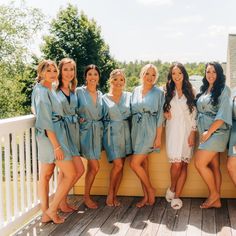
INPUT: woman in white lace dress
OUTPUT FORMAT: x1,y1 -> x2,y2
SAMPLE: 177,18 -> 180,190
163,62 -> 196,209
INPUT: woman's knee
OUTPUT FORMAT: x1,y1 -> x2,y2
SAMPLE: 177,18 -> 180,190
88,161 -> 99,175
113,160 -> 124,171
40,169 -> 54,182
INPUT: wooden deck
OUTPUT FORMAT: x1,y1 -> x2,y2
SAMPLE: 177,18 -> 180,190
14,195 -> 236,236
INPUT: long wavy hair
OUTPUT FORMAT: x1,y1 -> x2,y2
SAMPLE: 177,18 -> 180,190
163,62 -> 195,113
196,62 -> 225,106
58,58 -> 77,92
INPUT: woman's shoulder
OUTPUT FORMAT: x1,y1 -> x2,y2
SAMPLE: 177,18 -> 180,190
221,85 -> 231,97
153,85 -> 164,95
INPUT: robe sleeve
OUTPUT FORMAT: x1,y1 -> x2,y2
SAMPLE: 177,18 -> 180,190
214,86 -> 232,126
34,90 -> 55,132
156,90 -> 165,128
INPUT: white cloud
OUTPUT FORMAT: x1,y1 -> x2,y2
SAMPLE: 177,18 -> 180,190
169,15 -> 204,24
137,0 -> 173,6
208,25 -> 236,37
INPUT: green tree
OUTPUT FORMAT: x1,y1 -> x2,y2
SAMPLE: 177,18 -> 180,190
0,2 -> 44,118
41,4 -> 117,92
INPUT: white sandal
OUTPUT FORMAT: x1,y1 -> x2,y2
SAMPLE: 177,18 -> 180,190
165,187 -> 175,203
171,198 -> 183,210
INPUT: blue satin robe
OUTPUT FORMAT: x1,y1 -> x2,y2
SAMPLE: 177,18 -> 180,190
196,86 -> 232,152
75,86 -> 103,160
102,92 -> 132,162
228,95 -> 236,157
31,83 -> 72,163
56,90 -> 80,156
131,85 -> 164,154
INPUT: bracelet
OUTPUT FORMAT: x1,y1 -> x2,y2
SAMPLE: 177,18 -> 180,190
54,145 -> 61,151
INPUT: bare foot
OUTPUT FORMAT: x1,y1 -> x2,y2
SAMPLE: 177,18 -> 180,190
45,210 -> 65,224
84,197 -> 98,209
41,213 -> 52,223
114,198 -> 121,207
147,188 -> 156,205
200,198 -> 221,209
106,195 -> 114,207
200,194 -> 221,209
136,197 -> 148,208
59,203 -> 74,213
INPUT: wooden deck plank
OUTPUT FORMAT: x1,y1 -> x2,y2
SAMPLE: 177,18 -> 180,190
172,198 -> 191,236
141,198 -> 167,236
14,195 -> 83,236
156,199 -> 178,236
52,196 -> 104,236
215,199 -> 231,236
13,196 -> 236,236
202,207 -> 216,236
227,199 -> 236,236
186,198 -> 202,236
110,197 -> 140,236
95,196 -> 135,235
125,201 -> 154,236
77,199 -> 118,236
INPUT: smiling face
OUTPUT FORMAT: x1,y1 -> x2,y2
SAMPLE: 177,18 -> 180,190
171,66 -> 183,86
44,64 -> 58,84
61,62 -> 75,83
86,68 -> 100,87
110,73 -> 125,91
205,64 -> 217,86
142,67 -> 157,86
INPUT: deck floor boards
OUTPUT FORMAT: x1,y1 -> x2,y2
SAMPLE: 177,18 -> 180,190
14,195 -> 236,236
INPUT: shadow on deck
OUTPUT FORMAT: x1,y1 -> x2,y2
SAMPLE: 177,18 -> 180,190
14,195 -> 236,236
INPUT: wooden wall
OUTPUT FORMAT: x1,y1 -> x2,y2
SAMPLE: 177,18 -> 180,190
74,133 -> 236,198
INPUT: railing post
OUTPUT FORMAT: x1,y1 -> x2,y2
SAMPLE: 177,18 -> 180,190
4,134 -> 12,223
0,141 -> 4,226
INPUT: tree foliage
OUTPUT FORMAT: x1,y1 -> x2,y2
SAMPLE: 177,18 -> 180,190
41,4 -> 117,92
0,2 -> 44,119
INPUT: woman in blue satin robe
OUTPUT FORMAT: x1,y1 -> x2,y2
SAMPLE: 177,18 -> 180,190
75,64 -> 103,209
195,62 -> 232,209
56,58 -> 85,212
227,93 -> 236,187
102,69 -> 132,206
31,60 -> 76,224
130,64 -> 164,208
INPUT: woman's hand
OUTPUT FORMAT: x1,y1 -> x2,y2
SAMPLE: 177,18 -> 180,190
153,137 -> 161,149
188,131 -> 196,147
164,111 -> 172,120
200,131 -> 211,144
54,146 -> 64,160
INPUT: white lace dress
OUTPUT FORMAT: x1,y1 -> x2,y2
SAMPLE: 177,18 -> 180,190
165,92 -> 196,163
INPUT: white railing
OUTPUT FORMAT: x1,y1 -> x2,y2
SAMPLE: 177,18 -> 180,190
0,115 -> 58,235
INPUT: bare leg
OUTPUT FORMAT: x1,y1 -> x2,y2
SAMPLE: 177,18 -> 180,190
209,153 -> 221,194
175,162 -> 188,198
227,157 -> 236,186
130,155 -> 155,207
113,158 -> 125,206
39,163 -> 55,223
45,160 -> 76,224
136,158 -> 149,207
170,162 -> 183,193
106,158 -> 125,206
194,150 -> 221,208
84,160 -> 100,209
59,156 -> 85,212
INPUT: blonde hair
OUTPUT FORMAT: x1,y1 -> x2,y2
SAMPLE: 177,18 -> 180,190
140,64 -> 158,84
37,60 -> 58,83
58,58 -> 77,92
108,69 -> 126,85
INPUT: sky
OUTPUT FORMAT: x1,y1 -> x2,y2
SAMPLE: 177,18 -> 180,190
1,0 -> 236,63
